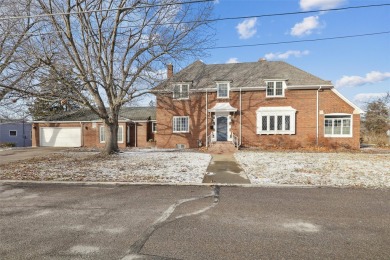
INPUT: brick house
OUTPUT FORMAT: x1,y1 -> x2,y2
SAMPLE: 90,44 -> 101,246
32,107 -> 156,148
152,59 -> 363,149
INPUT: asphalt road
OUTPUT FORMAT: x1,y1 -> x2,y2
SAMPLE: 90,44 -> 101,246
0,183 -> 389,259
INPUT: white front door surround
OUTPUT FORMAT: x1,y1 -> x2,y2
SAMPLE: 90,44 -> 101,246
212,112 -> 232,142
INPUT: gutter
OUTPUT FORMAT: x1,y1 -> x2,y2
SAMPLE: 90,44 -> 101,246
206,89 -> 208,147
316,86 -> 322,146
240,88 -> 242,146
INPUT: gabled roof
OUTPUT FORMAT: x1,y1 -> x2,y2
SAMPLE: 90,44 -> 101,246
153,60 -> 333,91
34,107 -> 156,122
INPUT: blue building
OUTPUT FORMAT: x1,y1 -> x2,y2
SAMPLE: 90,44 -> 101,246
0,119 -> 32,147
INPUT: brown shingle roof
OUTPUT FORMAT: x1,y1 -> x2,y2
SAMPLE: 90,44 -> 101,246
154,60 -> 332,90
36,107 -> 156,122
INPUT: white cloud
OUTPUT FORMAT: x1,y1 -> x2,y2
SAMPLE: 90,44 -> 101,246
214,0 -> 220,4
300,0 -> 346,11
236,18 -> 257,39
226,58 -> 239,64
353,93 -> 387,103
264,50 -> 310,60
290,16 -> 320,36
336,71 -> 390,88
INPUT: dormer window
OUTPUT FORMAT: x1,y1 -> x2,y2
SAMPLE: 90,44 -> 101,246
173,84 -> 189,99
217,82 -> 229,98
266,81 -> 284,97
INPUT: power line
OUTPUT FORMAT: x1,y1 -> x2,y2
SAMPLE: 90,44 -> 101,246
0,0 -> 214,21
205,31 -> 390,50
1,2 -> 389,22
5,3 -> 390,37
196,3 -> 390,24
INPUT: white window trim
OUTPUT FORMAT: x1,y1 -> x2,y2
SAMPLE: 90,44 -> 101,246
99,125 -> 124,143
152,122 -> 157,133
266,81 -> 286,98
9,130 -> 17,137
256,106 -> 296,135
324,114 -> 353,138
173,116 -> 189,133
173,83 -> 190,100
216,82 -> 230,99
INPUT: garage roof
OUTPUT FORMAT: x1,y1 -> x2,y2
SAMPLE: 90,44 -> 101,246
35,107 -> 156,122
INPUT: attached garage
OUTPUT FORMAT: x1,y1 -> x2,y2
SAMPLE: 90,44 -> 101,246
40,127 -> 81,147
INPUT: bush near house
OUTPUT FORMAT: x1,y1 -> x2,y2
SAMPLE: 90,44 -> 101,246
0,142 -> 16,148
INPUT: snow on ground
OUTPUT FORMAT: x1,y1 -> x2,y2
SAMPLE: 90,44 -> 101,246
0,150 -> 211,184
235,151 -> 390,188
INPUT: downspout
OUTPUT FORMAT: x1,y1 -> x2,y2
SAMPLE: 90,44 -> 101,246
80,122 -> 84,147
316,86 -> 322,146
135,123 -> 137,147
205,89 -> 208,147
240,88 -> 242,146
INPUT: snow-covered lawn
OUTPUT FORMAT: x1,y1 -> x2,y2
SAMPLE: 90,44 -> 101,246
235,151 -> 390,188
0,150 -> 211,184
1,148 -> 389,188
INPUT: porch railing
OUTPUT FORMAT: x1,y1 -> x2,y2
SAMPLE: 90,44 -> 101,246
207,133 -> 214,147
232,133 -> 239,149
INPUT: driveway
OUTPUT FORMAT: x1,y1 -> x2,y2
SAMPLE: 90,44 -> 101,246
0,147 -> 65,165
1,183 -> 389,259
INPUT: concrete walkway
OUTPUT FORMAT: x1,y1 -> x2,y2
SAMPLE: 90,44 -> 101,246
203,153 -> 250,184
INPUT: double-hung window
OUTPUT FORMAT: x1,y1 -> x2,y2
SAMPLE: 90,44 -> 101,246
266,81 -> 284,97
217,82 -> 229,98
256,106 -> 296,134
173,116 -> 189,133
151,122 -> 157,132
100,125 -> 124,143
173,84 -> 189,99
324,114 -> 352,137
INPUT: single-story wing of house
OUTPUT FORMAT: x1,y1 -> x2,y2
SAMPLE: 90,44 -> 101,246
32,107 -> 156,148
152,59 -> 364,149
0,119 -> 32,147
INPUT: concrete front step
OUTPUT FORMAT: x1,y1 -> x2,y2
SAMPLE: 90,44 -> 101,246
207,142 -> 237,154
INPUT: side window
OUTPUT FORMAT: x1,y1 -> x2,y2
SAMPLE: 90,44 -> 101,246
266,81 -> 285,97
324,115 -> 352,137
217,83 -> 229,98
173,116 -> 189,133
173,84 -> 189,99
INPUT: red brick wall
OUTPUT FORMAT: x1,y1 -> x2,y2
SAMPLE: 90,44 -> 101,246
136,122 -> 148,147
156,92 -> 208,149
155,88 -> 361,149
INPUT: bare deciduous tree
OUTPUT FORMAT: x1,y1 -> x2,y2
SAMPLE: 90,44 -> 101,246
28,0 -> 214,154
0,0 -> 38,103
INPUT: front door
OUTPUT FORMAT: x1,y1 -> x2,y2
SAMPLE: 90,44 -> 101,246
217,116 -> 228,141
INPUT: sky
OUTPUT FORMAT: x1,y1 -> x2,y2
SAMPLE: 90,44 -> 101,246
194,0 -> 390,109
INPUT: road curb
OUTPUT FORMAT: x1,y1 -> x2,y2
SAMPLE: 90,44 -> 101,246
0,180 -> 317,188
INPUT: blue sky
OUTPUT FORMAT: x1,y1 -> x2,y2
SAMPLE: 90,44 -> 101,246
199,0 -> 390,109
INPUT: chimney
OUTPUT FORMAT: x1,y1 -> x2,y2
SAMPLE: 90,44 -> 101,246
167,64 -> 173,79
258,58 -> 266,62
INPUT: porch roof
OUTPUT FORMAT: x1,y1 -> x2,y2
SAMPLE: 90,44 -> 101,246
208,102 -> 237,113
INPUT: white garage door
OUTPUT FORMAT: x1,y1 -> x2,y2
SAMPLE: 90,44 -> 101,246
40,127 -> 81,147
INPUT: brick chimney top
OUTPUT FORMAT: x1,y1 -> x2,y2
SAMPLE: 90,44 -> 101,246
167,64 -> 173,79
258,58 -> 266,62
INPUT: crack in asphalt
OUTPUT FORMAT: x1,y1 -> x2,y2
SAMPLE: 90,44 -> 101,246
121,186 -> 220,260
